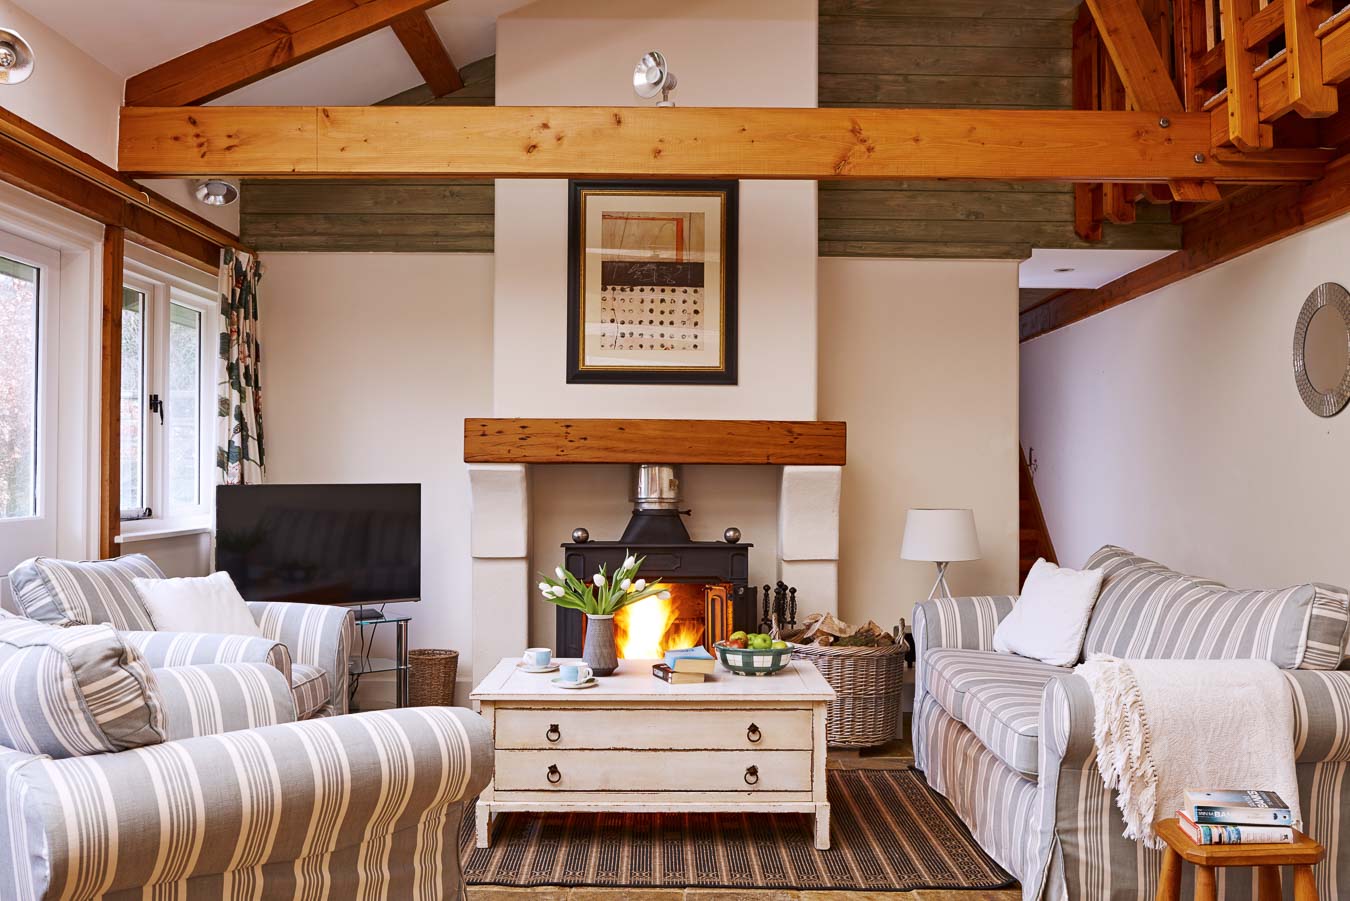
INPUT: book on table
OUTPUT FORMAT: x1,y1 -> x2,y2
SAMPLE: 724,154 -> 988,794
1176,809 -> 1294,845
664,647 -> 716,674
652,663 -> 705,685
1183,790 -> 1294,826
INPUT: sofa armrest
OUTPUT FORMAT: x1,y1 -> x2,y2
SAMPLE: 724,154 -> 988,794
121,630 -> 292,683
249,602 -> 354,715
912,595 -> 1016,657
0,746 -> 48,901
1284,670 -> 1350,762
7,707 -> 491,898
1039,672 -> 1099,774
154,662 -> 297,740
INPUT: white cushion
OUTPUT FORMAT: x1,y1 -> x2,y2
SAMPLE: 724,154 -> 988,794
993,558 -> 1104,667
133,572 -> 265,639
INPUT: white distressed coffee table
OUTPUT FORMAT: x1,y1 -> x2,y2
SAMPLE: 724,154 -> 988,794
470,657 -> 836,850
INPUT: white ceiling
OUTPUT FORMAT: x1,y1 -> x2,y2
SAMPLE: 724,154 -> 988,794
1019,248 -> 1176,290
16,0 -> 524,105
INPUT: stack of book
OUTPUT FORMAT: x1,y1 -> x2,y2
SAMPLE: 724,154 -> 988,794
652,647 -> 716,684
1176,790 -> 1295,845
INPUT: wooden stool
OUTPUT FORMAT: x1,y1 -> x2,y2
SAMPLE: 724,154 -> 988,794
1155,818 -> 1325,901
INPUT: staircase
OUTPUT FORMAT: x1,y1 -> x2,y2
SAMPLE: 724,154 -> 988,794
1019,448 -> 1056,586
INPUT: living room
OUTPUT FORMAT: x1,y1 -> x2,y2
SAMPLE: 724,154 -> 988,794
1,0 -> 1349,898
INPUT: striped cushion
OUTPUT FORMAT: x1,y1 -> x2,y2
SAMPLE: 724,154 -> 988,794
8,555 -> 161,631
1083,546 -> 1350,670
925,647 -> 1059,777
290,663 -> 331,719
155,663 -> 295,740
0,616 -> 165,758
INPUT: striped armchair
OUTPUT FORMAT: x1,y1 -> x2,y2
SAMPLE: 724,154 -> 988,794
912,546 -> 1350,901
0,615 -> 492,899
7,555 -> 354,719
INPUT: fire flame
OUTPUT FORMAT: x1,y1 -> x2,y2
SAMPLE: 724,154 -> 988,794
614,586 -> 705,659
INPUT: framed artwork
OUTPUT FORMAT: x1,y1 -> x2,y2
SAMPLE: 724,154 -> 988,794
567,180 -> 738,384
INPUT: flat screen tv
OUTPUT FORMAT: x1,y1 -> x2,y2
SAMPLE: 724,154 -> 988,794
215,483 -> 420,606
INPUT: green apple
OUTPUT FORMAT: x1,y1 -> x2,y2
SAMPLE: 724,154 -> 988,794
771,640 -> 789,649
729,630 -> 748,642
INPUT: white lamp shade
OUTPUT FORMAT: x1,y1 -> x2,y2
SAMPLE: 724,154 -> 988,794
900,508 -> 981,562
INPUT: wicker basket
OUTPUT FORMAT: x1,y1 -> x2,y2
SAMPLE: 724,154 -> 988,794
409,649 -> 459,707
791,641 -> 907,748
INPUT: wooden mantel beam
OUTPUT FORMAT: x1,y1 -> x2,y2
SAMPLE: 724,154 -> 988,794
118,106 -> 1329,183
124,0 -> 448,107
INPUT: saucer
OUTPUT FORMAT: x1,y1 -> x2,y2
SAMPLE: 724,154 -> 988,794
551,676 -> 598,690
517,661 -> 560,674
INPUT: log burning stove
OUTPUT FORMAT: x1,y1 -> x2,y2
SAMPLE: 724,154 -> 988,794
557,464 -> 757,658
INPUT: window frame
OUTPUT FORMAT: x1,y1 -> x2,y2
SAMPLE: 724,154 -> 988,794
119,257 -> 216,536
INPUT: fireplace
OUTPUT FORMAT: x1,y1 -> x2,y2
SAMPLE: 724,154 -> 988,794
556,464 -> 757,658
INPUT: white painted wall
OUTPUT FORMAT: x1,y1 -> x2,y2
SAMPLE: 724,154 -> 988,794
493,0 -> 819,636
0,0 -> 122,164
260,253 -> 494,704
1022,211 -> 1350,589
819,258 -> 1022,626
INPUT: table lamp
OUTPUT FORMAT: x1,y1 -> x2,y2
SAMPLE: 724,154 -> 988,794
900,508 -> 981,599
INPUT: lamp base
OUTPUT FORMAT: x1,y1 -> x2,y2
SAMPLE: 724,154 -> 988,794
927,562 -> 953,600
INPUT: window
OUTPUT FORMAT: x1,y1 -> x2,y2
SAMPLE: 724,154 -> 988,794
0,255 -> 40,519
120,262 -> 214,527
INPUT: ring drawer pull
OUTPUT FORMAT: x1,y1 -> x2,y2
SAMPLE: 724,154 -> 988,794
746,723 -> 762,743
547,764 -> 562,784
546,724 -> 561,743
744,765 -> 759,786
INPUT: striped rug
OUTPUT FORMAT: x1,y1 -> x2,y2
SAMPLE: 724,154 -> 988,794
460,768 -> 1013,891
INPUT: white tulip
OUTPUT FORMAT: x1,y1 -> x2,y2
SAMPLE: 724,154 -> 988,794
658,590 -> 671,600
555,567 -> 566,580
538,581 -> 550,593
634,579 -> 646,592
623,555 -> 637,570
551,585 -> 567,598
540,586 -> 553,597
594,572 -> 606,587
621,579 -> 632,591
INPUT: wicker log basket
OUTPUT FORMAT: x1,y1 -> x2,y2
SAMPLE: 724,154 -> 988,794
409,649 -> 459,707
791,641 -> 907,748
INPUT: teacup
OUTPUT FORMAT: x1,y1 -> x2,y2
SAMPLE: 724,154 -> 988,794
522,648 -> 552,668
559,663 -> 593,684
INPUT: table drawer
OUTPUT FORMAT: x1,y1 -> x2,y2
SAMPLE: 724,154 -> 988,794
495,708 -> 812,750
494,749 -> 812,792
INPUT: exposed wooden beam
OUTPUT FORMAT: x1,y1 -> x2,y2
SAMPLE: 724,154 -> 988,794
118,105 -> 1328,183
1020,152 -> 1350,341
391,11 -> 462,97
1221,0 -> 1276,149
1072,6 -> 1104,241
0,108 -> 245,270
1285,0 -> 1339,117
99,226 -> 125,560
464,419 -> 847,466
125,0 -> 447,107
1086,0 -> 1184,111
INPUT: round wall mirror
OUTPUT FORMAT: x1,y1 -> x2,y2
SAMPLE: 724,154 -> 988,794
1294,282 -> 1350,417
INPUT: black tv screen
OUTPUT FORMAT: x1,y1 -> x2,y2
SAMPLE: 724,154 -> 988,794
215,483 -> 420,606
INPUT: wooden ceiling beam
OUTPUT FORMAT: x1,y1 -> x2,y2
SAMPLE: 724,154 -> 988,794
117,105 -> 1328,183
391,10 -> 462,97
1020,152 -> 1350,342
124,0 -> 447,107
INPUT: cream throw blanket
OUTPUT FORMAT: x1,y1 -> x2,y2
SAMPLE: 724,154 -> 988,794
1074,655 -> 1301,849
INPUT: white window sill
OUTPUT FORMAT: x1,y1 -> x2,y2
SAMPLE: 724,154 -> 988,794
116,520 -> 212,544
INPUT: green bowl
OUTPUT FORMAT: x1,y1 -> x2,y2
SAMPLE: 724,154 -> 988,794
714,643 -> 792,676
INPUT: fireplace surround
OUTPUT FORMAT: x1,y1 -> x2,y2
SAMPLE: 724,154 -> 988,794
465,419 -> 845,682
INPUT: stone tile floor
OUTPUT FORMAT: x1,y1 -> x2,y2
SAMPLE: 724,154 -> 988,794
467,738 -> 1022,900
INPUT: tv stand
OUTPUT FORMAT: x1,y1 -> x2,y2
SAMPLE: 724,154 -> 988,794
347,608 -> 410,709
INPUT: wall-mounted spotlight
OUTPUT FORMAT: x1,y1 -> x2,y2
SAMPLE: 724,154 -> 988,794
634,51 -> 678,107
194,179 -> 239,207
0,29 -> 34,85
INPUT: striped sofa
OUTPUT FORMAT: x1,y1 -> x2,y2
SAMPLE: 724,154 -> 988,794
0,614 -> 492,899
8,555 -> 354,719
913,546 -> 1350,901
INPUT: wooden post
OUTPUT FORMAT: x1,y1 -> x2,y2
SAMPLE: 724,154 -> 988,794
98,226 -> 125,560
1284,0 -> 1339,117
1221,0 -> 1276,149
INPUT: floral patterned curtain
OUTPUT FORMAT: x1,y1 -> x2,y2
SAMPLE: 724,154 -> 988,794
217,249 -> 265,485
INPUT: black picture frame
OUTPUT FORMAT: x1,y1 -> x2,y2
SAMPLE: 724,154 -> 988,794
567,179 -> 738,385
